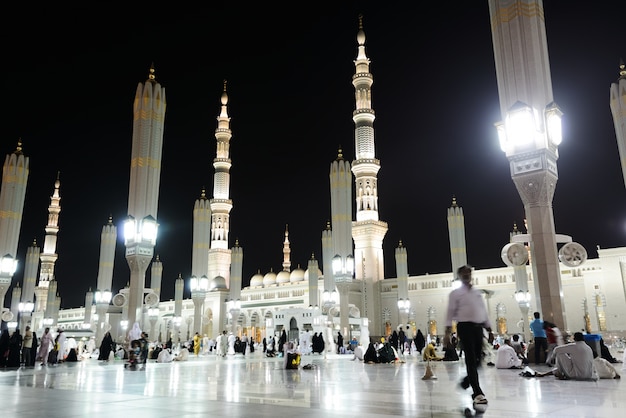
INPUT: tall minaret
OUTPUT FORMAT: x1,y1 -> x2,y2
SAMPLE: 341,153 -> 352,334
330,148 -> 353,263
208,80 -> 233,286
22,240 -> 40,308
610,60 -> 626,188
124,65 -> 166,328
282,225 -> 291,272
0,140 -> 28,314
447,196 -> 467,275
350,15 -> 388,334
96,216 -> 117,294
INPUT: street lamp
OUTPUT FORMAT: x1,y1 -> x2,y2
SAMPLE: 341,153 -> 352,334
495,99 -> 567,329
18,301 -> 34,332
148,307 -> 159,342
514,290 -> 532,342
189,275 -> 209,335
94,289 -> 112,345
332,254 -> 354,339
397,298 -> 410,326
227,299 -> 241,335
124,215 -> 158,329
0,254 -> 18,317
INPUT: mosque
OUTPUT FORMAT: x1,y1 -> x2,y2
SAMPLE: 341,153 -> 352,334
2,11 -> 626,350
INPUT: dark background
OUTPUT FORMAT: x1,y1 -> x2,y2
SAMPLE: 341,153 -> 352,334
2,1 -> 626,308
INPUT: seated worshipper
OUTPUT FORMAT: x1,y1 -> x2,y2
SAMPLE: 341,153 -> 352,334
65,348 -> 79,362
510,334 -> 528,364
377,338 -> 396,363
552,332 -> 597,380
364,342 -> 379,364
593,351 -> 621,379
173,346 -> 189,361
442,334 -> 459,361
495,338 -> 523,369
284,341 -> 301,369
422,342 -> 443,361
353,345 -> 365,361
157,347 -> 173,363
599,338 -> 621,363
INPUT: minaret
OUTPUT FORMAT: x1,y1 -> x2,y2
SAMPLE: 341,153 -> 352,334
174,273 -> 184,343
282,225 -> 291,272
610,60 -> 626,188
488,0 -> 566,328
307,254 -> 320,307
350,15 -> 388,334
208,80 -> 233,286
321,222 -> 334,296
22,240 -> 40,307
150,255 -> 163,300
0,140 -> 28,314
230,240 -> 243,302
124,65 -> 166,328
192,188 -> 211,283
447,196 -> 467,275
330,148 -> 353,263
395,241 -> 410,325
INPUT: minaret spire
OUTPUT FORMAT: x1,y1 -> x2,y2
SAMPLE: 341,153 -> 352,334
349,14 -> 388,335
208,79 -> 234,286
610,58 -> 626,189
35,173 -> 62,314
282,224 -> 291,272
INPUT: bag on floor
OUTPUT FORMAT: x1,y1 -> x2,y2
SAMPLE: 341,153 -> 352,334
286,352 -> 301,369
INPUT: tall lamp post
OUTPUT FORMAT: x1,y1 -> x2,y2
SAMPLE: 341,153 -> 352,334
18,300 -> 34,333
0,254 -> 18,322
148,307 -> 159,342
94,289 -> 112,345
189,275 -> 209,335
514,290 -> 531,342
227,299 -> 240,335
332,254 -> 354,339
397,298 -> 410,327
124,215 -> 158,329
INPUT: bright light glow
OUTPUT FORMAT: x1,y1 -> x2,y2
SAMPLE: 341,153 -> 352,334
346,254 -> 354,276
495,121 -> 507,152
18,301 -> 34,313
189,276 -> 198,291
120,320 -> 129,329
7,321 -> 17,329
505,103 -> 535,146
141,217 -> 158,242
545,103 -> 563,146
148,307 -> 159,318
452,278 -> 462,289
94,289 -> 112,304
199,276 -> 209,290
332,254 -> 342,275
123,217 -> 136,242
1,254 -> 18,274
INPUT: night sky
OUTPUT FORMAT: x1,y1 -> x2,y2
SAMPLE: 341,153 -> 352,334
3,2 -> 626,309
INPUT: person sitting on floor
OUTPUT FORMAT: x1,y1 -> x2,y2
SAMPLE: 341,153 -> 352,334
495,338 -> 523,369
364,341 -> 379,364
422,342 -> 443,361
442,333 -> 459,361
510,334 -> 528,364
593,350 -> 621,379
552,332 -> 597,380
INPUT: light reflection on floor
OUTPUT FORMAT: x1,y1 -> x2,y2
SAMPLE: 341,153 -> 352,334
0,351 -> 624,417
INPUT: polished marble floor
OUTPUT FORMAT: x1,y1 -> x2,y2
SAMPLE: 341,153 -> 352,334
0,349 -> 624,418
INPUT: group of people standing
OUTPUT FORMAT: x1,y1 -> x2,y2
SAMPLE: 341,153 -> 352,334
0,325 -> 73,368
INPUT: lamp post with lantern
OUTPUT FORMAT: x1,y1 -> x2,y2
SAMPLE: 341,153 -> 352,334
332,254 -> 354,339
18,300 -> 34,334
189,275 -> 209,335
94,289 -> 112,345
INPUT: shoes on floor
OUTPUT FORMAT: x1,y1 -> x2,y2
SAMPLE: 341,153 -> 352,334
473,394 -> 488,404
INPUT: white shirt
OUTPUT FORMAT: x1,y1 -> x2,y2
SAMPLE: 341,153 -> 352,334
495,344 -> 522,369
445,283 -> 491,328
554,341 -> 597,380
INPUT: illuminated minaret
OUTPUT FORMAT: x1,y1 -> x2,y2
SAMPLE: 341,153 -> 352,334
447,196 -> 467,275
22,240 -> 39,307
282,225 -> 291,272
610,60 -> 626,188
124,65 -> 166,328
350,15 -> 388,334
0,140 -> 28,314
95,216 -> 117,294
34,173 -> 61,314
208,81 -> 233,286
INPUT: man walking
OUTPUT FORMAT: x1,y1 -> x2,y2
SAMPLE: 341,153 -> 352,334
445,265 -> 491,405
22,326 -> 33,367
529,312 -> 547,365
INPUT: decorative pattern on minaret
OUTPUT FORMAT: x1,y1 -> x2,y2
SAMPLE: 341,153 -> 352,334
610,59 -> 626,188
37,172 -> 61,316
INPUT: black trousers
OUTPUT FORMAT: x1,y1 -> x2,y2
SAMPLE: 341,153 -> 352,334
457,322 -> 485,397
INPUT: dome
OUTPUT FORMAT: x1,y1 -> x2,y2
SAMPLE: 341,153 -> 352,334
263,270 -> 277,286
290,267 -> 305,282
276,270 -> 290,284
304,267 -> 324,281
250,271 -> 263,287
210,275 -> 227,290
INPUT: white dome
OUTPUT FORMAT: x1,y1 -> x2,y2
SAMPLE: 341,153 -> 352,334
276,270 -> 290,284
290,267 -> 305,282
304,267 -> 324,281
263,271 -> 277,286
210,275 -> 227,290
250,271 -> 263,287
